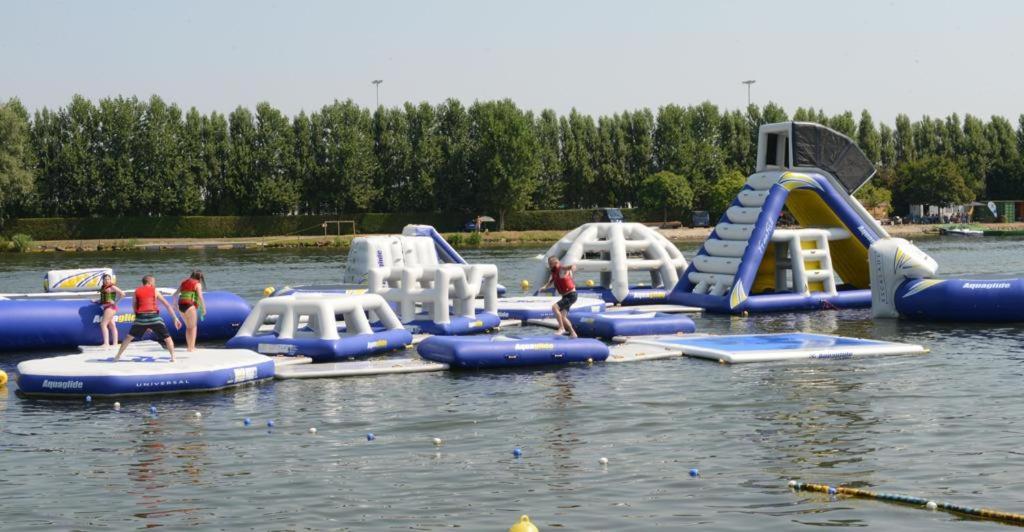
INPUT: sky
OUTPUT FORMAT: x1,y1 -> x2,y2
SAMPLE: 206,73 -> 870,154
2,0 -> 1022,124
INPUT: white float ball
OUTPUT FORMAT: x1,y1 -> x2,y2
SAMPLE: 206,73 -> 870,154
599,457 -> 609,465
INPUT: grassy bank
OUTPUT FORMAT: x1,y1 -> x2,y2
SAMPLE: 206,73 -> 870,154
10,222 -> 1024,254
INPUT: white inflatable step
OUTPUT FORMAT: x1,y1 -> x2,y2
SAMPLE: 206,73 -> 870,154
687,271 -> 735,286
702,239 -> 748,258
745,171 -> 785,190
716,223 -> 755,241
693,255 -> 742,275
738,190 -> 769,207
275,355 -> 448,379
725,206 -> 762,224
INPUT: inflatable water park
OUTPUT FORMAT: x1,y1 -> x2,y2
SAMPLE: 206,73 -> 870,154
9,120 -> 1024,398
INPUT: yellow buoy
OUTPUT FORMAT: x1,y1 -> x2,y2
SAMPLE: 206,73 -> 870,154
509,515 -> 539,532
585,279 -> 595,287
263,286 -> 276,297
520,279 -> 530,291
0,369 -> 7,386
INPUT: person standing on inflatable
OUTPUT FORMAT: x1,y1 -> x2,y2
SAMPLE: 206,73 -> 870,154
174,270 -> 206,352
114,275 -> 182,362
542,256 -> 578,338
96,273 -> 125,348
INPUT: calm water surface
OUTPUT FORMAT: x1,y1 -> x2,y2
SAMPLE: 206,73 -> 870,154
2,238 -> 1024,530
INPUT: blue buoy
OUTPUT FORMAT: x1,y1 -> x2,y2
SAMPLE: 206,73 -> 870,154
689,468 -> 700,477
513,447 -> 523,458
85,395 -> 92,403
828,486 -> 837,495
367,432 -> 376,441
243,417 -> 252,426
149,405 -> 157,414
266,420 -> 275,428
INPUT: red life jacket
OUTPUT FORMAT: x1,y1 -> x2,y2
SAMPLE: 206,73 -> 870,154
134,285 -> 158,313
179,278 -> 200,306
550,266 -> 575,295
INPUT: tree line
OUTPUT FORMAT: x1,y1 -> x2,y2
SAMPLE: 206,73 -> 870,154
2,95 -> 1023,229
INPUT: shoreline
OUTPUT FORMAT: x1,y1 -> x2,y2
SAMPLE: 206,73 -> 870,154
11,223 -> 1024,253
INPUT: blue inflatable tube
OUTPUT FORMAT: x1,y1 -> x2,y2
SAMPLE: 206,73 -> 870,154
0,291 -> 251,352
417,334 -> 609,369
895,278 -> 1024,322
402,312 -> 501,335
543,286 -> 671,306
226,329 -> 412,362
570,311 -> 696,339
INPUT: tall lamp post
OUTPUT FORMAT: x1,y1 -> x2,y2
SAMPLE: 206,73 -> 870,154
372,79 -> 383,108
742,80 -> 756,106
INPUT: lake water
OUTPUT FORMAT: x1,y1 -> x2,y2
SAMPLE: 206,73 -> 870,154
2,237 -> 1024,530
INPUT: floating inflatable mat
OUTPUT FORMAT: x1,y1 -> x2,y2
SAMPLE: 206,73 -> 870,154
402,312 -> 501,335
626,333 -> 928,364
17,343 -> 274,397
418,334 -> 609,369
479,296 -> 606,321
275,354 -> 448,379
570,311 -> 696,339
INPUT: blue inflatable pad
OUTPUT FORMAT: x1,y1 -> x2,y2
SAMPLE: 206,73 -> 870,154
417,334 -> 609,369
570,310 -> 696,339
401,312 -> 501,335
0,291 -> 251,352
895,278 -> 1024,322
16,344 -> 274,397
628,333 -> 927,364
544,286 -> 672,305
227,328 -> 412,362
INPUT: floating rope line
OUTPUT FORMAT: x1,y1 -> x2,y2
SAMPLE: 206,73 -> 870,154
789,481 -> 1024,526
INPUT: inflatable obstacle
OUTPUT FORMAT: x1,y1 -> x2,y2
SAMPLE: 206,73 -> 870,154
529,222 -> 688,305
627,333 -> 927,364
669,122 -> 887,314
0,290 -> 251,352
16,342 -> 274,397
227,293 -> 412,362
480,295 -> 606,321
870,238 -> 1024,322
417,335 -> 610,369
570,310 -> 696,339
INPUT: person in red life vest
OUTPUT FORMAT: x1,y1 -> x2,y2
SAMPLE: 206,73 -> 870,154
541,256 -> 578,338
114,275 -> 182,362
173,270 -> 206,352
96,273 -> 125,348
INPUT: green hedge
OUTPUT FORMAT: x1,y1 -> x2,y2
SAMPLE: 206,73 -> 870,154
1,209 -> 665,240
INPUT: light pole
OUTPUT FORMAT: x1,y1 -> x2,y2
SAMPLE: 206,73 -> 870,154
372,79 -> 383,108
742,80 -> 756,106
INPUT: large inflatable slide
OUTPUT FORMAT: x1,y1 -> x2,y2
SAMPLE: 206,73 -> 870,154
669,122 -> 886,313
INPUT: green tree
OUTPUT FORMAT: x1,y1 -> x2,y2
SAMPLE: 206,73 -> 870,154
828,111 -> 857,138
372,106 -> 412,211
291,111 -> 315,213
654,104 -> 689,174
404,102 -> 440,212
560,109 -> 598,208
891,155 -> 974,212
894,113 -> 915,163
225,105 -> 257,214
203,111 -> 230,213
0,99 -> 35,223
639,170 -> 693,221
595,114 -> 629,206
857,110 -> 881,163
961,114 -> 991,195
466,99 -> 540,230
705,169 -> 746,220
250,102 -> 298,214
309,100 -> 377,212
878,124 -> 896,167
853,182 -> 892,213
532,108 -> 563,209
434,98 -> 473,213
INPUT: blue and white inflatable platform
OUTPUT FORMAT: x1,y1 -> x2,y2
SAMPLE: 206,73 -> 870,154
570,310 -> 696,339
16,342 -> 274,397
481,295 -> 606,321
418,334 -> 610,369
626,333 -> 927,364
227,293 -> 412,362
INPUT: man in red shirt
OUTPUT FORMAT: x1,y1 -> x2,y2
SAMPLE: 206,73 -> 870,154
541,256 -> 578,338
114,275 -> 183,362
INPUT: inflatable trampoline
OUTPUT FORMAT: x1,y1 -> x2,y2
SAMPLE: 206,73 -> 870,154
482,295 -> 606,321
627,333 -> 927,364
16,343 -> 274,397
0,290 -> 251,352
417,334 -> 610,369
227,293 -> 412,362
570,310 -> 696,339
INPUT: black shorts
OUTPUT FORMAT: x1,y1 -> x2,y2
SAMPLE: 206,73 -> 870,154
128,320 -> 171,341
178,302 -> 196,314
556,291 -> 577,311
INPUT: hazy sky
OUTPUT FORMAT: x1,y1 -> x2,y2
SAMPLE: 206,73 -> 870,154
2,0 -> 1021,124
